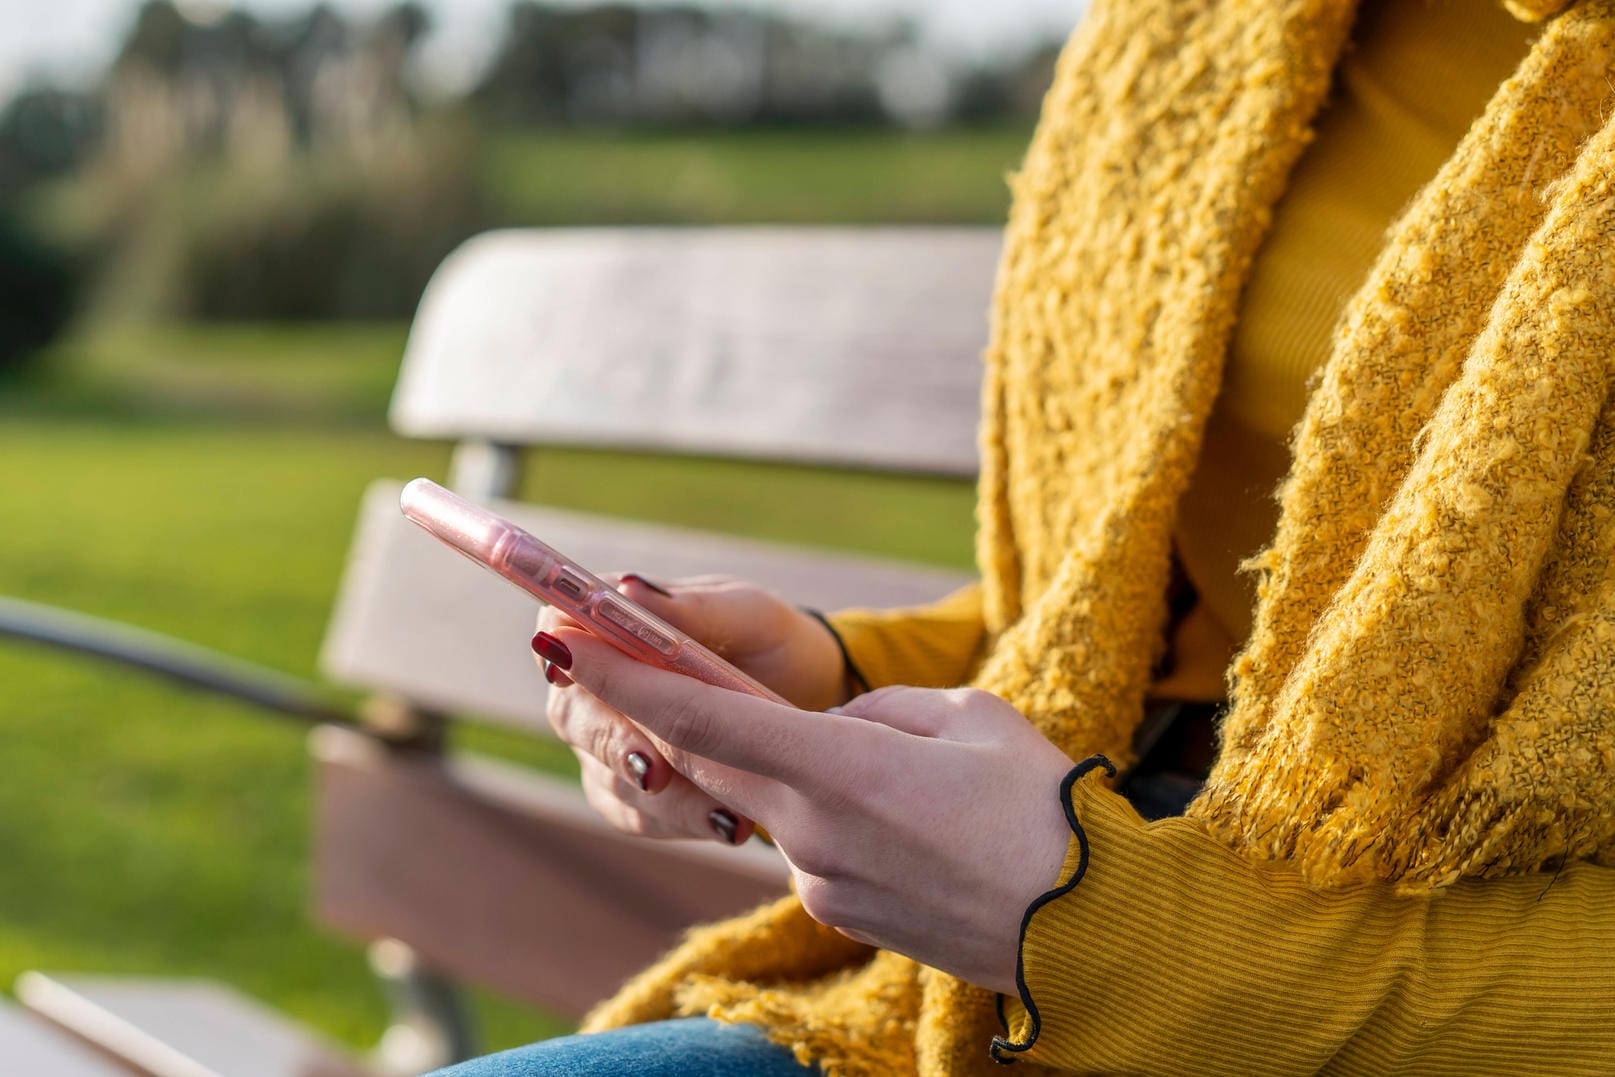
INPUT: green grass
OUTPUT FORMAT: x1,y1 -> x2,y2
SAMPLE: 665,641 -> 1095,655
0,330 -> 459,1048
481,125 -> 1032,225
2,121 -> 1008,1057
0,319 -> 975,1057
44,322 -> 415,423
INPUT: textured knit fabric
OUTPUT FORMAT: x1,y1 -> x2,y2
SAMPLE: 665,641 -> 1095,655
1174,0 -> 1537,647
582,2 -> 1615,1073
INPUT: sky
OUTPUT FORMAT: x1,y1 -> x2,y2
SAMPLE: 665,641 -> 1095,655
2,0 -> 1091,103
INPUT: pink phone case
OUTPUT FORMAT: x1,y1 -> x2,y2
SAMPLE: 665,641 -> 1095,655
400,478 -> 787,704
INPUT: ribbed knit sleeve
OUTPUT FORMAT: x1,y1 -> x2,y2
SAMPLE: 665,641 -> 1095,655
827,583 -> 985,691
994,763 -> 1615,1076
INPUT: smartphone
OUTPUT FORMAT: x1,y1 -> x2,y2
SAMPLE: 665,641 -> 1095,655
399,478 -> 787,704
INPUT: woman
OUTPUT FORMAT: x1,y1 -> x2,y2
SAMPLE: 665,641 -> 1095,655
438,0 -> 1615,1072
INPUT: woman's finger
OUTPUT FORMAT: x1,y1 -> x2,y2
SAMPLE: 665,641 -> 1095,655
835,685 -> 1009,740
577,753 -> 757,844
576,752 -> 679,838
537,611 -> 768,838
539,658 -> 573,688
545,625 -> 838,792
610,574 -> 776,657
541,646 -> 673,795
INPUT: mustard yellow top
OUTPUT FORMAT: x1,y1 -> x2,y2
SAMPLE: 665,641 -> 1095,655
1172,0 -> 1541,681
583,2 -> 1615,1073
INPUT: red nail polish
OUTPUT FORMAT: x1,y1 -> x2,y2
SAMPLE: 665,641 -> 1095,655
708,808 -> 739,845
625,752 -> 651,791
622,573 -> 674,598
544,661 -> 571,687
532,631 -> 573,670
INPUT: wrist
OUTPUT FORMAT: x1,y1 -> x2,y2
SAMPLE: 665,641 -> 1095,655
801,607 -> 871,707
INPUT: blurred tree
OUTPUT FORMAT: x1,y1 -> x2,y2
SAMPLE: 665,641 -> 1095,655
0,87 -> 104,196
176,120 -> 484,320
473,2 -> 589,125
0,214 -> 78,373
101,0 -> 428,164
1,1 -> 1064,326
121,0 -> 191,77
952,41 -> 1063,124
473,3 -> 909,129
373,1 -> 430,49
62,0 -> 468,323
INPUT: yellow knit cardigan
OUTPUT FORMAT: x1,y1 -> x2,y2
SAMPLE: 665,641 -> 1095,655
583,0 -> 1615,1073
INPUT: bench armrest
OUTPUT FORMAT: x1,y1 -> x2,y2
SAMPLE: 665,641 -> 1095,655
0,594 -> 355,727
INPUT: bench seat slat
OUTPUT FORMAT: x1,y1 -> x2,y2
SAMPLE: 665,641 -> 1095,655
0,1003 -> 131,1077
15,973 -> 370,1077
311,726 -> 789,1019
321,480 -> 974,730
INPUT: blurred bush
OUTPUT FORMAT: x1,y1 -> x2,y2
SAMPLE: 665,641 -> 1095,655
40,118 -> 485,324
0,86 -> 96,367
28,1 -> 480,323
0,87 -> 104,194
178,122 -> 484,320
0,214 -> 80,374
8,0 -> 1063,330
476,2 -> 889,127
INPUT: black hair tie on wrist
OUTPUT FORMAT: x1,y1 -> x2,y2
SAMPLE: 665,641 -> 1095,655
801,607 -> 872,697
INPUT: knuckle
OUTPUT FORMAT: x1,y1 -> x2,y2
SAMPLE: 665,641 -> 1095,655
667,592 -> 720,649
581,772 -> 652,837
617,811 -> 653,838
583,711 -> 624,766
660,692 -> 719,758
554,692 -> 628,768
588,659 -> 632,718
785,833 -> 847,880
844,685 -> 896,711
957,686 -> 1006,713
579,766 -> 621,814
793,874 -> 849,929
545,687 -> 573,738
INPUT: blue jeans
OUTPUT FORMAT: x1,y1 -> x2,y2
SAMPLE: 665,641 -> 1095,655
427,1017 -> 815,1076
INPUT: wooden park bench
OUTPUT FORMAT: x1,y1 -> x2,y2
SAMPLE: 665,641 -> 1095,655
2,225 -> 999,1075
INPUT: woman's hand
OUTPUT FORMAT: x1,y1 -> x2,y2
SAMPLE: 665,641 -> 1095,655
540,623 -> 1077,996
535,575 -> 849,845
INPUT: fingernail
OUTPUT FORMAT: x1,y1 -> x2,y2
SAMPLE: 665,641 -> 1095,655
622,573 -> 673,598
543,661 -> 572,687
625,751 -> 651,791
708,808 -> 739,845
531,631 -> 573,670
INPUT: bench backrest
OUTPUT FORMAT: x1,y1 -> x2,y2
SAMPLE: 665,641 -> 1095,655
311,226 -> 1002,1026
390,226 -> 995,472
321,226 -> 999,732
